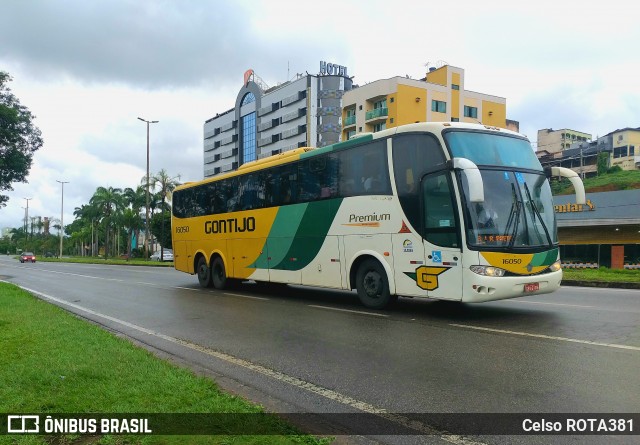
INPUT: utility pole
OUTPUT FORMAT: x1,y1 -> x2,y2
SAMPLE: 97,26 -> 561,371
56,180 -> 69,258
137,117 -> 159,260
23,197 -> 32,239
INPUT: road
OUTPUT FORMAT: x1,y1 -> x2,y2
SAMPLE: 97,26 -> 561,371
1,255 -> 639,445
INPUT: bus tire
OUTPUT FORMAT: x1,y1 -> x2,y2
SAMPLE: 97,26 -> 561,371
197,256 -> 212,288
356,259 -> 391,309
211,257 -> 228,289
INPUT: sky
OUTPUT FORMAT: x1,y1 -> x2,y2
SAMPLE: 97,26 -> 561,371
1,0 -> 639,231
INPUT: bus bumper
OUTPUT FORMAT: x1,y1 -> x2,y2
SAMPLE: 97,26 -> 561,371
462,268 -> 562,303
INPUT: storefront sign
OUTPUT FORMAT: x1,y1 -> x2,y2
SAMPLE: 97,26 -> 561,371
554,199 -> 595,213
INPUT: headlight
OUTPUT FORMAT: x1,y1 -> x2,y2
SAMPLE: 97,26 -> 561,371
470,265 -> 506,277
549,261 -> 561,272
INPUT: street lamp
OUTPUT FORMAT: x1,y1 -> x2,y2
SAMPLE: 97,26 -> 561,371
56,180 -> 69,258
137,117 -> 159,260
23,197 -> 32,238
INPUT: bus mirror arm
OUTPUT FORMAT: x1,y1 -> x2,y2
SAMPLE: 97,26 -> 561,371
545,167 -> 586,205
449,158 -> 484,203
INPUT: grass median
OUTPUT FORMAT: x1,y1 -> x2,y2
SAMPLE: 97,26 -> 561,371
0,282 -> 331,445
562,267 -> 640,283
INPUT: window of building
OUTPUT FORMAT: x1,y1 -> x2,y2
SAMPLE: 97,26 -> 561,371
451,117 -> 459,122
374,99 -> 387,109
463,105 -> 478,119
373,122 -> 386,132
451,84 -> 460,90
431,100 -> 446,113
241,112 -> 256,164
613,146 -> 628,158
390,97 -> 395,103
346,130 -> 356,140
241,92 -> 256,105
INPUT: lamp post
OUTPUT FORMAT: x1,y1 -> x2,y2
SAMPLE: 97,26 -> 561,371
137,117 -> 159,260
23,197 -> 32,239
56,180 -> 69,258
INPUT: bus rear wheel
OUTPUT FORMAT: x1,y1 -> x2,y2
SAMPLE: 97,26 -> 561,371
356,259 -> 391,309
211,257 -> 228,289
197,256 -> 212,288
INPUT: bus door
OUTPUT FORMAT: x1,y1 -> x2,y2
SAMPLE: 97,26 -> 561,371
420,171 -> 463,301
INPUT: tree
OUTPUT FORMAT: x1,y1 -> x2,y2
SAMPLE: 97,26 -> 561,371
149,169 -> 180,259
597,152 -> 609,176
89,186 -> 124,259
0,72 -> 43,207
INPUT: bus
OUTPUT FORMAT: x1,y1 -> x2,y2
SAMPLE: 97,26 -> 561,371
171,122 -> 585,309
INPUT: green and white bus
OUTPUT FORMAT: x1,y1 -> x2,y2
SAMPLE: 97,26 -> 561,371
171,122 -> 585,308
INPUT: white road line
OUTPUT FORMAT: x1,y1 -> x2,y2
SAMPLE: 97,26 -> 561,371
222,292 -> 270,301
450,323 -> 640,351
505,300 -> 595,308
308,305 -> 390,317
8,281 -> 484,445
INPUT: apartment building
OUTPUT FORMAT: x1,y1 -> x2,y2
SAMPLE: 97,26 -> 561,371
536,128 -> 592,155
341,65 -> 512,141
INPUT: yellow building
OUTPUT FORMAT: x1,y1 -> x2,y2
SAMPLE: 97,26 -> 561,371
610,127 -> 640,171
342,65 -> 511,140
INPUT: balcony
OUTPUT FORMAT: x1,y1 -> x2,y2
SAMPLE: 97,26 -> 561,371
344,115 -> 356,127
365,107 -> 388,123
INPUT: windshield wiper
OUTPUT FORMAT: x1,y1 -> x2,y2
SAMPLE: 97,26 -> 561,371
523,182 -> 552,245
502,183 -> 521,249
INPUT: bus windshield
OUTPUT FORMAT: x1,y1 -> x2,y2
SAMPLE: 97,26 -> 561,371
444,130 -> 542,171
459,169 -> 557,250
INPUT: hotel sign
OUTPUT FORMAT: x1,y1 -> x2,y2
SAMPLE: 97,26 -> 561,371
320,61 -> 348,77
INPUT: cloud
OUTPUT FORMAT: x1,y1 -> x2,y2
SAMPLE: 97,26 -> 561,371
0,0 -> 344,89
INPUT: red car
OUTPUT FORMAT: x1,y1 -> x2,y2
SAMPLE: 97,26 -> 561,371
19,252 -> 36,263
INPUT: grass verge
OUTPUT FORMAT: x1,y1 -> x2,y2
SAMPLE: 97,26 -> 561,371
562,267 -> 640,283
35,257 -> 172,267
0,282 -> 330,445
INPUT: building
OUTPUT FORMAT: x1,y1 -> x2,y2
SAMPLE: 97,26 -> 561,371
538,127 -> 640,178
536,128 -> 592,155
341,65 -> 513,141
554,189 -> 640,269
203,62 -> 352,178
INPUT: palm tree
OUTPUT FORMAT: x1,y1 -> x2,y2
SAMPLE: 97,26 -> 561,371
73,203 -> 100,256
90,186 -> 124,259
150,169 -> 181,260
123,186 -> 146,253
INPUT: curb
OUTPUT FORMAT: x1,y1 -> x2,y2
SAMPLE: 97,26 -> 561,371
561,280 -> 640,290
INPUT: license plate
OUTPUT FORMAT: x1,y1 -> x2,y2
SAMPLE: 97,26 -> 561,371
524,282 -> 540,292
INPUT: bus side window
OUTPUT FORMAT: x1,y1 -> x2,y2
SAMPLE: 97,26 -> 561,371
422,173 -> 459,248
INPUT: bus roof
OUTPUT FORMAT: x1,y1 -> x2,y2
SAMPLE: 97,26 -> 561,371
175,122 -> 527,192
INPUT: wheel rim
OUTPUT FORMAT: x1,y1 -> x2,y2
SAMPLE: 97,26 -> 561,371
363,270 -> 382,299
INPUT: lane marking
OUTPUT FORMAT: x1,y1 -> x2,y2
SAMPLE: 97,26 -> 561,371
7,281 -> 484,445
309,305 -> 389,317
222,292 -> 270,301
450,323 -> 640,351
504,300 -> 595,308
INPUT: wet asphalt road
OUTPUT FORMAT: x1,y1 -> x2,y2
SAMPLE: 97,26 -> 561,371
1,255 -> 639,445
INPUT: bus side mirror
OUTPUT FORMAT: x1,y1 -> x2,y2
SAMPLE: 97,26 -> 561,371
451,158 -> 484,203
545,167 -> 586,205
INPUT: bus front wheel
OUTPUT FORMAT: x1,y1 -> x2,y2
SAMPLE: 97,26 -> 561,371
356,259 -> 391,309
211,257 -> 228,289
197,256 -> 212,288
